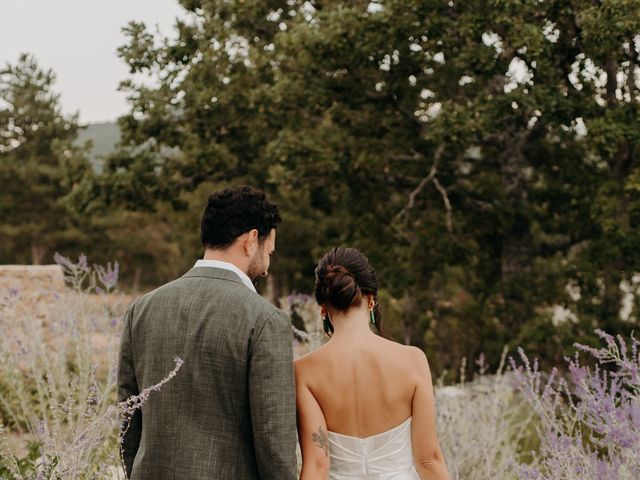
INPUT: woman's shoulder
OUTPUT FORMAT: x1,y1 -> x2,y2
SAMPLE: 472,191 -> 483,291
294,343 -> 330,376
379,336 -> 426,357
379,339 -> 430,372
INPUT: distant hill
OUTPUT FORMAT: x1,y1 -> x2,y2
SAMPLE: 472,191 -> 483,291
76,122 -> 120,172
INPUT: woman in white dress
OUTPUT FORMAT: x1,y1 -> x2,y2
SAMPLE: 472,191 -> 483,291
295,247 -> 450,480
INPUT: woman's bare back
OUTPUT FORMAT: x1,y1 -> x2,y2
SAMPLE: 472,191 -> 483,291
296,247 -> 449,479
296,333 -> 422,438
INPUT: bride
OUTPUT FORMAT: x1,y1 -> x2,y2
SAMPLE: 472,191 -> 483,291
295,247 -> 450,480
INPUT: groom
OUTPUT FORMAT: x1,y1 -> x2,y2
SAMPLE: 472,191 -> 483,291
118,186 -> 297,479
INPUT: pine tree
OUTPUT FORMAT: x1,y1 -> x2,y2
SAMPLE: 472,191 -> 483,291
0,54 -> 89,264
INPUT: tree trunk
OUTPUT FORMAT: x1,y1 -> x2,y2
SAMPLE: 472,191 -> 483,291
601,141 -> 631,327
499,133 -> 534,330
133,267 -> 142,293
31,243 -> 46,265
605,58 -> 618,105
403,295 -> 415,345
403,291 -> 425,348
500,208 -> 534,328
595,57 -> 625,326
265,274 -> 282,307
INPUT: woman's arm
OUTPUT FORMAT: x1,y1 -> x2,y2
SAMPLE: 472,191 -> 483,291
409,348 -> 450,480
295,359 -> 330,479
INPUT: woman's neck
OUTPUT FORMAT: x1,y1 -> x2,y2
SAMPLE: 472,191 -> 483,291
329,306 -> 376,341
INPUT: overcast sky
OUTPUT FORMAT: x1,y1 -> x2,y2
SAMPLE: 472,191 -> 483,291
0,0 -> 184,123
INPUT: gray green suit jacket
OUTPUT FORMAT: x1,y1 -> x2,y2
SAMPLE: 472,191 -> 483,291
117,267 -> 297,479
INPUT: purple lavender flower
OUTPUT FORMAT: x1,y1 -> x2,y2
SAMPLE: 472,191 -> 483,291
53,252 -> 72,268
78,254 -> 89,272
95,261 -> 119,291
512,330 -> 640,479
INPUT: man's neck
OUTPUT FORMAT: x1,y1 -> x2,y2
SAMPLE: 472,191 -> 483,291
196,257 -> 256,292
202,250 -> 248,276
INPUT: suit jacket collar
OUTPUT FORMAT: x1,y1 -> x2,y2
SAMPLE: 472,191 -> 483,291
182,267 -> 252,289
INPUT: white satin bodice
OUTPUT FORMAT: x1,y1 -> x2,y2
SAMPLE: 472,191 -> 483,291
328,417 -> 419,479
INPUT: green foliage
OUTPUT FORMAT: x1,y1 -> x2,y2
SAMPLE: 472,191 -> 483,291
8,2 -> 640,374
0,55 -> 193,288
0,54 -> 91,264
86,1 -> 640,371
0,441 -> 44,478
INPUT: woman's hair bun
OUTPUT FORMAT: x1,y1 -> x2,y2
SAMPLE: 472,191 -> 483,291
314,247 -> 381,335
318,264 -> 361,310
315,248 -> 374,311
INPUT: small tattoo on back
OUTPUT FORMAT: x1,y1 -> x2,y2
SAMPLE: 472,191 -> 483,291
311,426 -> 329,457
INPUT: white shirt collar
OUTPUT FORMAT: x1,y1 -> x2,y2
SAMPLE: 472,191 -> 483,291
194,259 -> 257,292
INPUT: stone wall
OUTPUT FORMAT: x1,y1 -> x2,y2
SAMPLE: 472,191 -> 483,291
0,264 -> 65,293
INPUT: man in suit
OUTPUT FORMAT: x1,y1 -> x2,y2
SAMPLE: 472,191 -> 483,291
117,185 -> 297,479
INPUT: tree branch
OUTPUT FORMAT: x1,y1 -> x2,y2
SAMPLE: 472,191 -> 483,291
394,144 -> 446,224
390,151 -> 425,162
605,57 -> 618,105
628,35 -> 638,100
433,176 -> 453,233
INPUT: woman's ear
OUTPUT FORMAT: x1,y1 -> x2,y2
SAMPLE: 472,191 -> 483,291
367,294 -> 375,309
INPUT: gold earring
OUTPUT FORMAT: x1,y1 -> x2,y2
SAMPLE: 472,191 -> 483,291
322,311 -> 333,336
368,298 -> 376,326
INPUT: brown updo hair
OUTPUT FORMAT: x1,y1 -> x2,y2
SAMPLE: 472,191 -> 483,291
314,247 -> 382,336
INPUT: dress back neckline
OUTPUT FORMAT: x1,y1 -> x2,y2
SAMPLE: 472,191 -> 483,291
327,416 -> 412,440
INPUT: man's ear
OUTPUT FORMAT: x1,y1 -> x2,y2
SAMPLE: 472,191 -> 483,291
243,229 -> 259,256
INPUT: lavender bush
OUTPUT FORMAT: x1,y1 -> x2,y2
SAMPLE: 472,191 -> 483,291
511,330 -> 640,479
3,260 -> 638,479
0,256 -> 182,479
436,354 -> 538,480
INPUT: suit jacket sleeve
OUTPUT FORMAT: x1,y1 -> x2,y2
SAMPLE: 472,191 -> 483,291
117,305 -> 142,477
248,309 -> 297,480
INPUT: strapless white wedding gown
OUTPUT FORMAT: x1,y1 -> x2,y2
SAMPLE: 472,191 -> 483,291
328,417 -> 419,479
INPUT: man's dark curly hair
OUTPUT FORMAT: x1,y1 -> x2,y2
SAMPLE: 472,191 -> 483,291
200,186 -> 282,249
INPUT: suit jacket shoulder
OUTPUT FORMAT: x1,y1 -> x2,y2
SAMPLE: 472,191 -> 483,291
127,267 -> 285,329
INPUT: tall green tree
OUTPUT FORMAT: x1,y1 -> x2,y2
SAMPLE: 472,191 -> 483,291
0,55 -> 190,285
0,54 -> 89,264
262,0 -> 640,367
565,2 -> 640,331
79,0 -> 640,374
